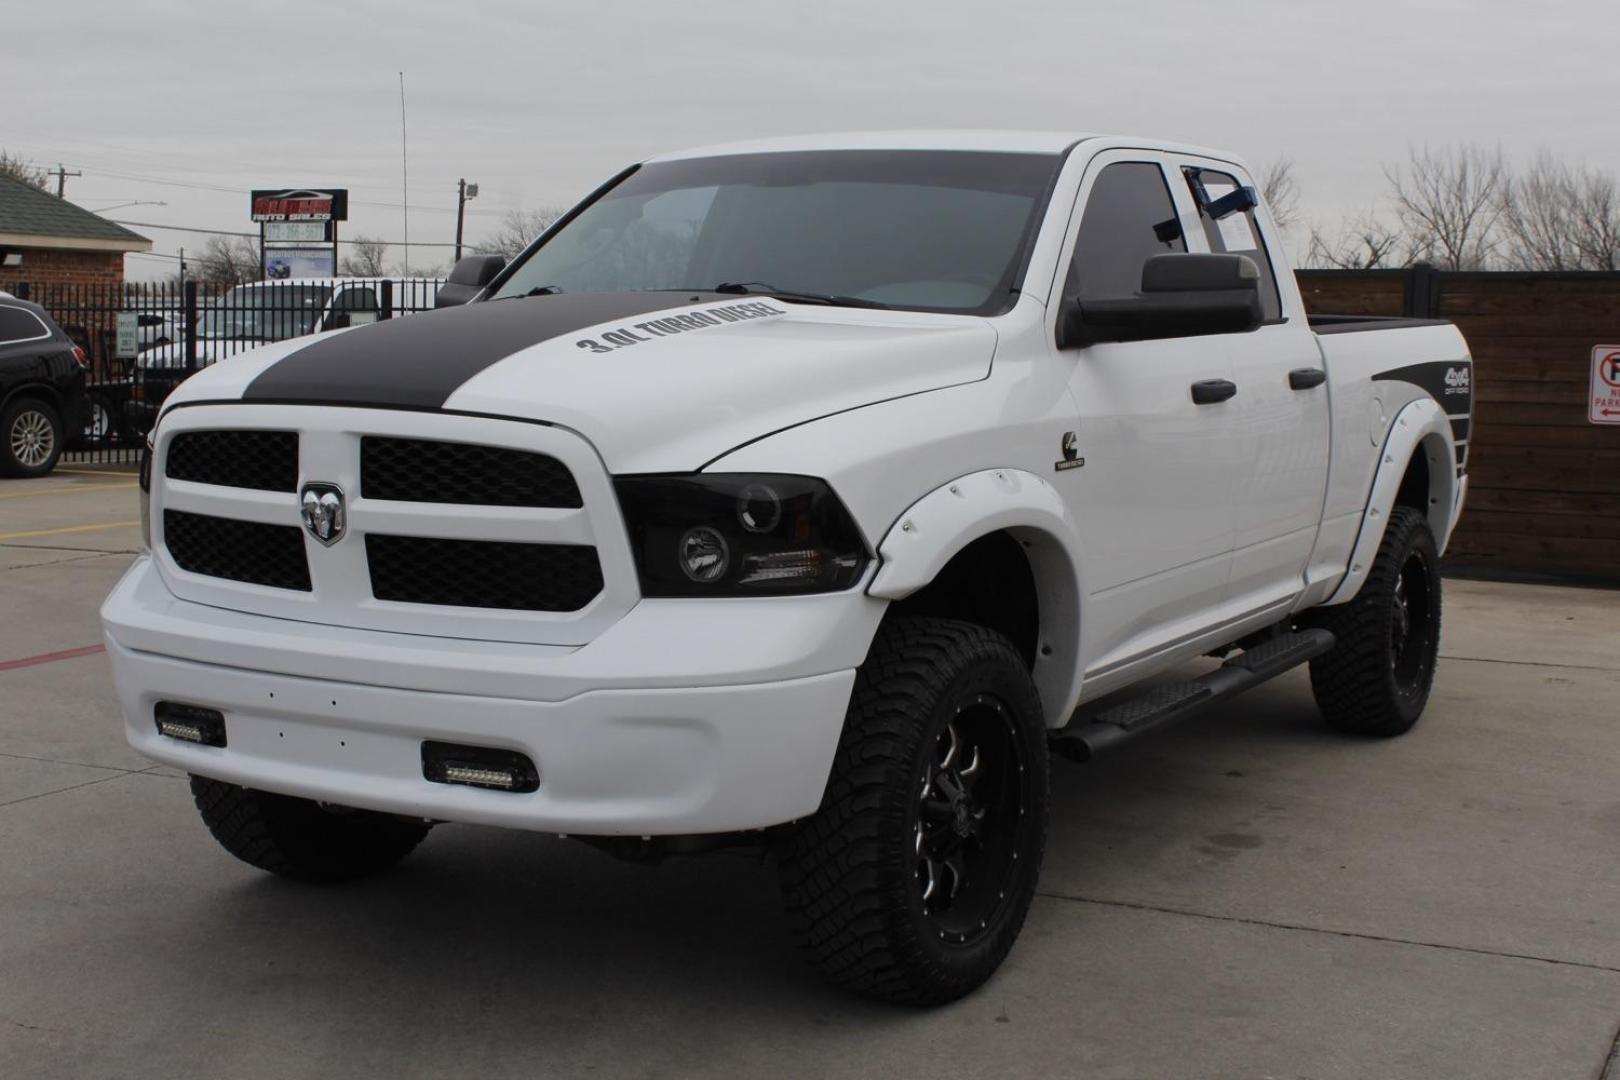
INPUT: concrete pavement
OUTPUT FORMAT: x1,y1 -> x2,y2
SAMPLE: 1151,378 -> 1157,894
2,470 -> 1619,1078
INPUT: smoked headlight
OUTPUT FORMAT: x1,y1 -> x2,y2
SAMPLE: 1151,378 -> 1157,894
614,474 -> 869,596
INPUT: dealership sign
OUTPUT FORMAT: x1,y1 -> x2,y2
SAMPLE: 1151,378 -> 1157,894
250,188 -> 349,222
264,221 -> 330,243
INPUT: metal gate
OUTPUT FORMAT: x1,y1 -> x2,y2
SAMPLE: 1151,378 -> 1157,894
7,278 -> 443,466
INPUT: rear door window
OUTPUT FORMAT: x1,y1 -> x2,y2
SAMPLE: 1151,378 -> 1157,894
0,305 -> 51,345
1066,162 -> 1186,302
1183,168 -> 1282,321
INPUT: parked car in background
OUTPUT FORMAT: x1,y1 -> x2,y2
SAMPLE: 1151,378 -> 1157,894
1,295 -> 87,477
135,310 -> 182,352
124,277 -> 440,432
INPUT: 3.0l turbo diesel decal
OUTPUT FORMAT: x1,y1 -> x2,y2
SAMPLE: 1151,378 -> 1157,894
1372,359 -> 1473,468
242,292 -> 750,409
574,301 -> 786,354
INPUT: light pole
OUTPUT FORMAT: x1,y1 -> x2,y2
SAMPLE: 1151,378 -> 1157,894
455,179 -> 479,263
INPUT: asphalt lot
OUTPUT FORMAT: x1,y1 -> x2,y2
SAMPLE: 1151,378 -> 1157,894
3,467 -> 1619,1079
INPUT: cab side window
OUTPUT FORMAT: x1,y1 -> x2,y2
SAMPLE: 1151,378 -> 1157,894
1183,168 -> 1282,321
1066,162 -> 1186,302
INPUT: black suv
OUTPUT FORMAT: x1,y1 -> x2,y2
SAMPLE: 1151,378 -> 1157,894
0,296 -> 88,478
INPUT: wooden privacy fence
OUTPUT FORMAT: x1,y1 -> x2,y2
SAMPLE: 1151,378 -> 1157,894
1298,268 -> 1620,582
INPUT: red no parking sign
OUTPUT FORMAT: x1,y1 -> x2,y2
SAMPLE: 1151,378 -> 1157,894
1593,346 -> 1620,425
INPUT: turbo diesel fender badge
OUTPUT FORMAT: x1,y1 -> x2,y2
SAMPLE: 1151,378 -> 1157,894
574,301 -> 787,355
1055,430 -> 1084,472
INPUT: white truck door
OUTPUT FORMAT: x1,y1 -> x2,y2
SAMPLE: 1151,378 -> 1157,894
1174,159 -> 1332,615
1054,155 -> 1241,674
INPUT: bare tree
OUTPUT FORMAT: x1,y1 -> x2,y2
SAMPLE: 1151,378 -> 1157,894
1384,145 -> 1506,270
1570,167 -> 1620,270
1305,212 -> 1410,269
0,149 -> 47,189
481,208 -> 564,261
193,235 -> 262,286
1257,159 -> 1300,230
1498,153 -> 1620,270
340,235 -> 389,276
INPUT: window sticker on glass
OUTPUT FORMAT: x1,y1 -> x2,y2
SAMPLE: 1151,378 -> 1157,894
1217,212 -> 1257,252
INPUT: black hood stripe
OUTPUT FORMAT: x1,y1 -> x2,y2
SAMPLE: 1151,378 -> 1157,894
242,292 -> 729,409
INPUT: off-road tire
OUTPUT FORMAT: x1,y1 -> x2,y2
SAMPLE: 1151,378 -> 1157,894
1,396 -> 63,478
1305,506 -> 1442,737
189,775 -> 431,882
777,617 -> 1049,1005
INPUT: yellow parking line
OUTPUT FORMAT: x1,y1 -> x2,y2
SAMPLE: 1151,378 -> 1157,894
0,483 -> 137,500
53,468 -> 138,477
0,520 -> 140,542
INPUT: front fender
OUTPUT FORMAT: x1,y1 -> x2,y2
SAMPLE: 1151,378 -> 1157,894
868,468 -> 1086,725
1324,396 -> 1461,606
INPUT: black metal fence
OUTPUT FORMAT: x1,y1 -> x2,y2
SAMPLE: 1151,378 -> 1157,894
6,277 -> 444,466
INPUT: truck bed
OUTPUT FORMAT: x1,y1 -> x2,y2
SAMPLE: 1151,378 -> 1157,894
1308,314 -> 1451,335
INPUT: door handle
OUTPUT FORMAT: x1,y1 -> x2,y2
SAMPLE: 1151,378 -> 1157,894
1289,367 -> 1327,390
1190,379 -> 1237,405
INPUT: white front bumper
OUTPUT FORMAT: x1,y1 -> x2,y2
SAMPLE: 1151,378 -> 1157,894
104,556 -> 882,835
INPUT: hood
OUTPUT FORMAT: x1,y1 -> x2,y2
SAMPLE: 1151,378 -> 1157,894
168,293 -> 996,472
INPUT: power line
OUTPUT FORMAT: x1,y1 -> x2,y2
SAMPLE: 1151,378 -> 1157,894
15,156 -> 503,216
109,219 -> 465,248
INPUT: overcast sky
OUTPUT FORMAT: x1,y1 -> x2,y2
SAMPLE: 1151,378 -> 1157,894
9,0 -> 1618,279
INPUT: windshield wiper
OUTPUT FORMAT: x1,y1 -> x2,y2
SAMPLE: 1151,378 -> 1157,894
494,285 -> 565,301
711,281 -> 886,309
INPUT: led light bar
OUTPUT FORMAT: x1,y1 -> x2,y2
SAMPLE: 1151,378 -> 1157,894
421,740 -> 539,794
442,763 -> 520,790
153,702 -> 227,747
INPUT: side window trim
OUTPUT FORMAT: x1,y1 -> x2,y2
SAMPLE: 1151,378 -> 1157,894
1062,157 -> 1188,303
1175,159 -> 1286,324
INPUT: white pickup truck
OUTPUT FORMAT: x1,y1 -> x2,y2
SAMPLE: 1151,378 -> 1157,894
102,131 -> 1472,1004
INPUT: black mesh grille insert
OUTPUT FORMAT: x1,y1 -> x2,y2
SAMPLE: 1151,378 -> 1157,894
165,430 -> 298,492
164,510 -> 311,591
361,437 -> 582,508
366,535 -> 601,611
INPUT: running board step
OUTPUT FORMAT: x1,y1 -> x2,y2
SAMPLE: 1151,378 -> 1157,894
1049,628 -> 1336,762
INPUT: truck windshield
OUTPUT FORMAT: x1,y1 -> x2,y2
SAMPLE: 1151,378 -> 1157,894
490,150 -> 1063,314
198,284 -> 333,341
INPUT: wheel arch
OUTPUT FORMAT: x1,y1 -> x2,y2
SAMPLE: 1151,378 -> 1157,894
2,381 -> 64,416
867,468 -> 1085,726
1325,397 -> 1459,606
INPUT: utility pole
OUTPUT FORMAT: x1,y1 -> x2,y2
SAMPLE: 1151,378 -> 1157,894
455,178 -> 479,262
50,164 -> 82,198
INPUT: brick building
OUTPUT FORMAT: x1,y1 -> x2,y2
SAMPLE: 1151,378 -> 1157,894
0,175 -> 151,292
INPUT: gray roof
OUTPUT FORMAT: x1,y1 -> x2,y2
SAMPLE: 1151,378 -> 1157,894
0,175 -> 151,250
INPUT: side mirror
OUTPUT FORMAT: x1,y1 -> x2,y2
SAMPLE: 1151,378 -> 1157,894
1060,253 -> 1263,348
435,255 -> 506,308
